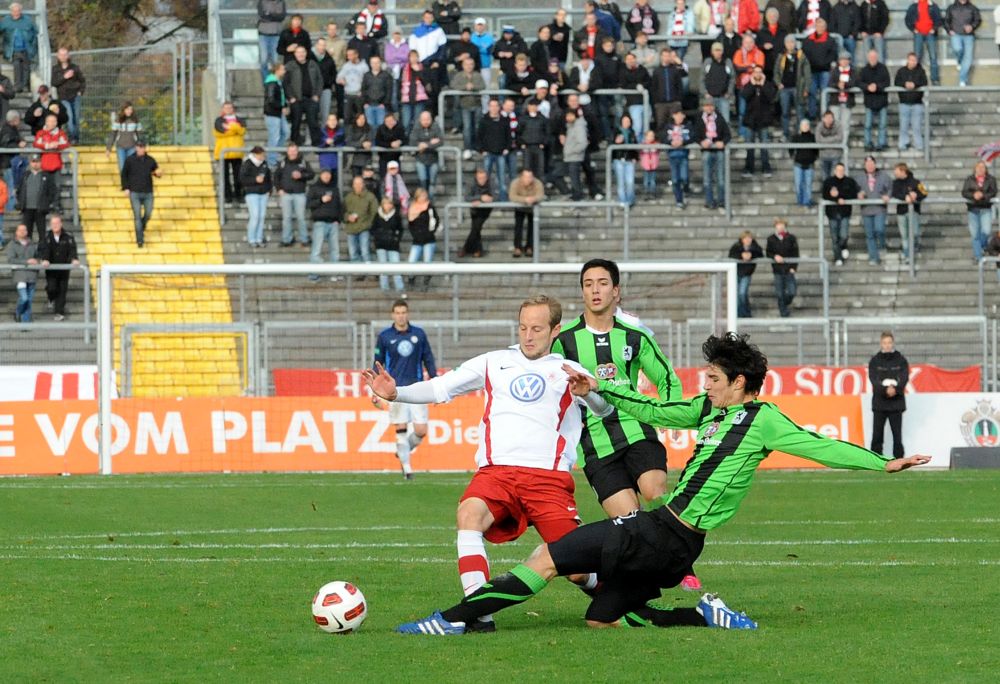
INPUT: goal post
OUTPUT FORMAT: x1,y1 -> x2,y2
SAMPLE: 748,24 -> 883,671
97,261 -> 737,474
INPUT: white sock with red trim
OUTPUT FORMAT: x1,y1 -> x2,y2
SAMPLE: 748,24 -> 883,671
457,529 -> 493,624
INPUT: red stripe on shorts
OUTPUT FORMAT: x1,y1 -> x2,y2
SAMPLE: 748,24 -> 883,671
551,385 -> 574,469
482,369 -> 494,465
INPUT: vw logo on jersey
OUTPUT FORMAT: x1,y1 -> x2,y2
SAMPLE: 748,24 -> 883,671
397,340 -> 414,357
509,373 -> 546,403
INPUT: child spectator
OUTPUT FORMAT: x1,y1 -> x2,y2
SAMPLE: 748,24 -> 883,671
317,114 -> 344,173
212,101 -> 246,204
639,129 -> 660,200
663,106 -> 693,209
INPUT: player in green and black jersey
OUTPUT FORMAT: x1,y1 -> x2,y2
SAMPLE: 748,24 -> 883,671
397,332 -> 930,635
552,259 -> 700,590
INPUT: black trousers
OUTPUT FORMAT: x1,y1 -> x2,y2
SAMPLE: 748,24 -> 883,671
462,208 -> 492,255
871,410 -> 904,458
222,158 -> 243,201
289,98 -> 321,146
46,270 -> 70,315
513,208 -> 534,250
522,145 -> 546,178
22,208 -> 48,241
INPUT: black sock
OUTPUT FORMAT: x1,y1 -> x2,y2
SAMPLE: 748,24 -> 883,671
441,564 -> 548,624
623,605 -> 706,628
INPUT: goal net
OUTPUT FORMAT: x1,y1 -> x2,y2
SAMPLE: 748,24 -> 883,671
96,261 -> 736,473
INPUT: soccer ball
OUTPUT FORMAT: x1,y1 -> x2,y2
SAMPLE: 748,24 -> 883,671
311,581 -> 367,634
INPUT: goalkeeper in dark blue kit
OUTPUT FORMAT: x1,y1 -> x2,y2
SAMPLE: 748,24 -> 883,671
396,332 -> 930,634
372,299 -> 437,479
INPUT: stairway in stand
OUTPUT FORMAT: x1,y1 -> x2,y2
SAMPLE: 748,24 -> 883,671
76,146 -> 242,397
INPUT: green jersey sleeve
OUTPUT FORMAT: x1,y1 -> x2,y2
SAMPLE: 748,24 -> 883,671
551,337 -> 565,357
597,381 -> 707,429
759,403 -> 891,471
637,333 -> 683,401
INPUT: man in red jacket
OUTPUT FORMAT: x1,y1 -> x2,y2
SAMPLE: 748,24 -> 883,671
32,112 -> 68,212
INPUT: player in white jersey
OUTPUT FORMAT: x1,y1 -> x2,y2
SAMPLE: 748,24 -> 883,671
364,294 -> 598,631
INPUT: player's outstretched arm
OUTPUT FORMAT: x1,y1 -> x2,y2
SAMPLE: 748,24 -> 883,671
362,362 -> 398,401
885,455 -> 931,472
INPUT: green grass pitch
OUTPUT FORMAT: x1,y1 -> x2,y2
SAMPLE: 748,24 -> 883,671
2,469 -> 999,682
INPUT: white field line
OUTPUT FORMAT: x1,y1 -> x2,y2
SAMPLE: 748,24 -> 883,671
10,521 -> 1000,543
0,554 -> 998,567
0,474 -> 991,489
4,537 -> 997,552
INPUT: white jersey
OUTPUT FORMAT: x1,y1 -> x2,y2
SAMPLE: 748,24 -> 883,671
427,346 -> 589,472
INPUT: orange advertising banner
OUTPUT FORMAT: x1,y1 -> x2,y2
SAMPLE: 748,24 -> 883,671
0,395 -> 865,476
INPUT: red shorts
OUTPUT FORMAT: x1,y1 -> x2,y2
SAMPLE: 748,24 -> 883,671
460,466 -> 581,544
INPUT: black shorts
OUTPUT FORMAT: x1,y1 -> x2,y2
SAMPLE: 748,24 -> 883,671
582,439 -> 667,504
548,508 -> 705,623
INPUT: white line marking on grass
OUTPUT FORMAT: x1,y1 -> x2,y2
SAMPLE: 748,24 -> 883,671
0,554 -> 998,568
11,525 -> 455,541
14,523 -> 1000,543
6,537 -> 996,552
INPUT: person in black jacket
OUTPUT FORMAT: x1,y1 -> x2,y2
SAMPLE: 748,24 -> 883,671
493,27 -> 528,85
120,142 -> 161,247
312,38 -> 338,124
241,146 -> 272,247
16,155 -> 57,240
691,95 -> 731,210
307,168 -> 343,280
728,229 -> 764,317
432,1 -> 462,37
802,19 -> 838,120
36,214 -> 78,320
857,49 -> 890,150
868,331 -> 908,458
649,47 -> 686,131
547,9 -> 574,66
891,161 -> 926,260
821,162 -> 860,264
828,0 -> 861,60
264,62 -> 288,167
276,13 -> 311,63
24,86 -> 68,135
739,66 -> 776,177
518,99 -> 549,179
275,142 -> 315,246
790,119 -> 818,207
529,25 -> 553,76
372,195 -> 405,291
361,55 -> 394,132
765,218 -> 799,317
894,52 -> 927,152
477,99 -> 513,200
460,168 -> 496,258
283,45 -> 323,146
374,111 -> 406,177
858,0 -> 890,61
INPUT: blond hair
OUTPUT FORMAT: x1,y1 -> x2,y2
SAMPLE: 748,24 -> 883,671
519,294 -> 562,328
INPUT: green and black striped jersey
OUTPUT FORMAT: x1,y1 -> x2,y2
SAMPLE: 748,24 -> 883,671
597,385 -> 892,531
552,316 -> 682,462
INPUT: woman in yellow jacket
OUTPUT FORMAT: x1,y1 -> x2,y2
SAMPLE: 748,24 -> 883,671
213,101 -> 247,203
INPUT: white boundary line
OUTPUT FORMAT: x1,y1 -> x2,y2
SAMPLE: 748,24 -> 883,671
5,537 -> 996,551
0,554 -> 997,567
11,520 -> 1000,542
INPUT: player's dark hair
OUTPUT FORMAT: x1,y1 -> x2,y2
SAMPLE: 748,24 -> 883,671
579,259 -> 620,288
391,299 -> 408,311
702,332 -> 768,395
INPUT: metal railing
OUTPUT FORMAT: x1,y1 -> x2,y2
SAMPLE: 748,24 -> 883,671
34,1 -> 50,88
722,141 -> 848,221
681,316 -> 834,367
822,84 -> 1000,165
818,197 -> 998,278
978,256 -> 1000,318
217,145 -> 463,224
261,320 -> 361,393
440,199 -> 629,263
